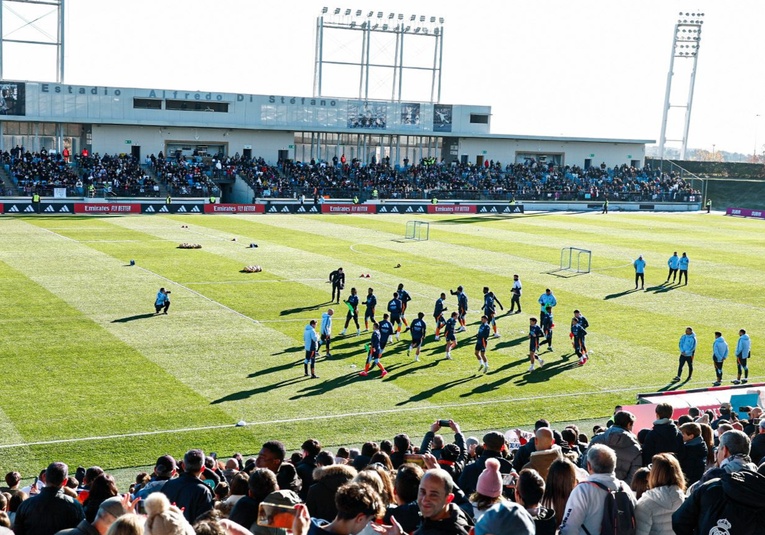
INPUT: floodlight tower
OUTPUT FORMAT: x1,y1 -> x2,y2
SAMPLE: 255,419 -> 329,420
313,7 -> 445,102
658,11 -> 704,161
0,0 -> 66,82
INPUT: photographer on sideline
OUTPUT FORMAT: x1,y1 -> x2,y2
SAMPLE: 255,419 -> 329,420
154,288 -> 171,315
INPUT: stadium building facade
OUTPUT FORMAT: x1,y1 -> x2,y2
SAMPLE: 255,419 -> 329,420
1,80 -> 650,169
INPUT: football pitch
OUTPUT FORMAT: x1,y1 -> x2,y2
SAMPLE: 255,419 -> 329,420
0,211 -> 762,476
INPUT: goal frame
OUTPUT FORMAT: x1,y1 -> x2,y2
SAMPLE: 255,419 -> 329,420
560,247 -> 592,273
405,220 -> 430,241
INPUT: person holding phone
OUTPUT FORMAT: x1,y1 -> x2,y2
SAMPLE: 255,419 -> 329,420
419,420 -> 468,479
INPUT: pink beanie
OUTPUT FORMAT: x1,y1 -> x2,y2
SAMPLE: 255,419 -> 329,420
476,458 -> 503,498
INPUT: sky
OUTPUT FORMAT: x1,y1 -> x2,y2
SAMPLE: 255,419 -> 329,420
1,0 -> 763,155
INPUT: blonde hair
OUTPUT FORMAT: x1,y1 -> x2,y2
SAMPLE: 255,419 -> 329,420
105,514 -> 144,535
144,493 -> 195,535
648,453 -> 686,492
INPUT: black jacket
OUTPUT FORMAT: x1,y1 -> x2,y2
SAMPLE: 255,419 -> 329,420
642,419 -> 683,466
385,502 -> 421,534
14,487 -> 85,535
276,463 -> 302,495
160,472 -> 214,522
672,469 -> 765,535
296,456 -> 318,500
306,465 -> 356,522
678,436 -> 708,486
55,519 -> 99,535
413,503 -> 473,535
529,506 -> 557,535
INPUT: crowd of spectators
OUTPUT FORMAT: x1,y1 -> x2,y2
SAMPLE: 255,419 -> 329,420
1,146 -> 700,204
243,157 -> 701,203
3,401 -> 765,535
2,147 -> 160,197
147,152 -> 220,198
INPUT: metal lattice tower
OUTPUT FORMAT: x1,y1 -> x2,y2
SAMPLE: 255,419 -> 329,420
313,7 -> 444,102
0,0 -> 65,82
658,11 -> 704,161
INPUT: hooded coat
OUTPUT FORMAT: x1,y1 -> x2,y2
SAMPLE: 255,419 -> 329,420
635,485 -> 685,535
589,425 -> 642,483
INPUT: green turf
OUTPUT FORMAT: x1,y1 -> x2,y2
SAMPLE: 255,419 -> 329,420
0,211 -> 762,483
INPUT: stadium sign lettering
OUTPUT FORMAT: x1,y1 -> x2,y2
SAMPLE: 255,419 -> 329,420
74,203 -> 140,214
322,204 -> 373,214
257,96 -> 337,106
41,84 -> 121,96
203,204 -> 265,214
147,90 -> 224,101
428,205 -> 477,214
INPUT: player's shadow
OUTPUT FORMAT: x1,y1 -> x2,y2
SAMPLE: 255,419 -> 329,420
396,374 -> 477,405
247,359 -> 305,379
650,283 -> 679,294
514,360 -> 580,385
111,313 -> 159,323
279,303 -> 328,316
289,366 -> 390,399
657,378 -> 691,392
211,376 -> 306,404
270,346 -> 304,356
493,336 -> 527,350
604,289 -> 641,300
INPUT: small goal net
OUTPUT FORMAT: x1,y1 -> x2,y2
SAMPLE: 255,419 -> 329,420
560,247 -> 592,273
405,221 -> 430,241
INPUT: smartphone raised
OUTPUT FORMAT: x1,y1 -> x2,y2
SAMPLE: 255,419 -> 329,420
403,453 -> 426,467
257,502 -> 297,529
438,419 -> 451,427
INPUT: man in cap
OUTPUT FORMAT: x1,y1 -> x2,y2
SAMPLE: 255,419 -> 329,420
55,496 -> 129,535
160,449 -> 213,522
458,432 -> 512,495
135,455 -> 177,500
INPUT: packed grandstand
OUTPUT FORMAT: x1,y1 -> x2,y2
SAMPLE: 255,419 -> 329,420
1,148 -> 700,203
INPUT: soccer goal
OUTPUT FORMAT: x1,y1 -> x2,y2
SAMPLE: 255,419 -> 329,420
405,221 -> 430,241
560,247 -> 592,273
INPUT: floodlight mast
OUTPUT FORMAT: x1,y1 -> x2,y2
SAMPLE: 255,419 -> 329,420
0,0 -> 66,82
313,7 -> 445,103
658,11 -> 704,161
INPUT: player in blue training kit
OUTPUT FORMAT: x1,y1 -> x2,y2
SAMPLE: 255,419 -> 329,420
387,292 -> 404,341
482,286 -> 504,338
734,328 -> 751,385
433,292 -> 448,340
450,286 -> 468,332
443,311 -> 459,360
673,326 -> 696,382
397,283 -> 412,328
363,287 -> 377,331
359,323 -> 388,378
340,287 -> 360,336
475,315 -> 491,373
528,317 -> 545,371
539,305 -> 555,352
571,309 -> 589,365
406,312 -> 427,361
378,313 -> 394,357
303,319 -> 319,378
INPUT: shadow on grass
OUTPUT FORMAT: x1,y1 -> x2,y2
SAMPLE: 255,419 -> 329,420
211,375 -> 306,404
247,358 -> 305,379
280,302 -> 332,316
288,362 -> 415,399
111,313 -> 158,323
396,373 -> 478,406
493,335 -> 527,350
271,346 -> 304,356
514,358 -> 580,386
648,283 -> 680,294
546,270 -> 589,279
657,377 -> 691,392
604,289 -> 641,300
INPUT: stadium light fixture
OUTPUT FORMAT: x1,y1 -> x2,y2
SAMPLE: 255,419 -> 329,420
377,11 -> 383,18
414,27 -> 420,33
322,6 -> 328,13
345,9 -> 351,16
334,8 -> 340,15
404,25 -> 410,32
419,15 -> 425,22
350,21 -> 356,28
388,13 -> 394,19
434,27 -> 439,35
372,23 -> 378,30
367,11 -> 373,17
429,16 -> 436,23
398,14 -> 403,20
439,17 -> 444,23
356,9 -> 362,16
410,14 -> 416,21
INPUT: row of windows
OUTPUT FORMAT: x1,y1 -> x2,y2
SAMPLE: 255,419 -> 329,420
133,99 -> 229,113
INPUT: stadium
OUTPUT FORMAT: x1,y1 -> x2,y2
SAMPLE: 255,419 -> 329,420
1,2 -> 764,535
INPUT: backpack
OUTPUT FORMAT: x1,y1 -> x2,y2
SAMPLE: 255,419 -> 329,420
582,481 -> 636,535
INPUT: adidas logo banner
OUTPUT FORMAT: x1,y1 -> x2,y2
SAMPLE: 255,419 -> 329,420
145,206 -> 156,213
309,206 -> 318,213
405,206 -> 413,213
159,205 -> 169,213
379,206 -> 387,213
191,206 -> 200,212
281,206 -> 290,213
297,206 -> 306,213
268,206 -> 277,213
44,205 -> 55,212
177,206 -> 187,213
59,205 -> 70,213
391,206 -> 399,213
8,205 -> 19,212
24,205 -> 35,212
479,207 -> 487,213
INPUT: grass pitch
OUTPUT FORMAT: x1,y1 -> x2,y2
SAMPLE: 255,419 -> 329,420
0,211 -> 762,477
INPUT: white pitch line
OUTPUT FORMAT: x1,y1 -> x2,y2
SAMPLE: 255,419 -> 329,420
35,225 -> 264,326
0,380 -> 740,450
186,278 -> 326,285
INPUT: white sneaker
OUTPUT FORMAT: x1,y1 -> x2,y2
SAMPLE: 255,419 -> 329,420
446,353 -> 452,360
493,332 -> 501,338
434,335 -> 440,341
537,358 -> 545,367
340,329 -> 346,336
528,364 -> 535,372
548,346 -> 554,352
356,329 -> 361,336
395,333 -> 400,341
415,355 -> 420,362
456,326 -> 465,333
